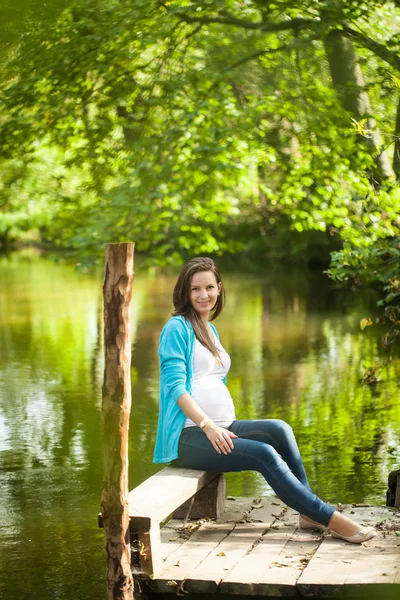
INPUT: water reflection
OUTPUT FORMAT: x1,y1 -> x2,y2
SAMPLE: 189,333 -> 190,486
0,252 -> 399,600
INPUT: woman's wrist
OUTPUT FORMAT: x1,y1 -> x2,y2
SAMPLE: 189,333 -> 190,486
199,417 -> 213,430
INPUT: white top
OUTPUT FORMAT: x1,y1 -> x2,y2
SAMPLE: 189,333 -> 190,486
184,335 -> 236,428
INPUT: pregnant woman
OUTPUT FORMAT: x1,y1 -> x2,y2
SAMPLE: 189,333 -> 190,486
153,257 -> 376,544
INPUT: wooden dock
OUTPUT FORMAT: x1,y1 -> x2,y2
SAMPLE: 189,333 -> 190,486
135,496 -> 400,599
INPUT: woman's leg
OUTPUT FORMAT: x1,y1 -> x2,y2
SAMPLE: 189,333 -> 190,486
177,426 -> 376,542
229,419 -> 311,490
177,426 -> 335,526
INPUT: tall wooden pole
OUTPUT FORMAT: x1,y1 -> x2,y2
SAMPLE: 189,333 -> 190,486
101,242 -> 135,600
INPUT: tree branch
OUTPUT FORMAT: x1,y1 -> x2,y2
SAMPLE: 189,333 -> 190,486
205,44 -> 295,96
172,7 -> 400,73
177,12 -> 316,34
342,25 -> 400,72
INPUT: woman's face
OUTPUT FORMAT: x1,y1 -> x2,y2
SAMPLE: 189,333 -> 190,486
189,270 -> 222,321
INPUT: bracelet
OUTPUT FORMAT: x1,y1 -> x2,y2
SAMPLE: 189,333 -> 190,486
199,418 -> 211,430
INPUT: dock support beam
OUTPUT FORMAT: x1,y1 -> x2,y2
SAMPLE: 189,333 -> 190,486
101,242 -> 135,600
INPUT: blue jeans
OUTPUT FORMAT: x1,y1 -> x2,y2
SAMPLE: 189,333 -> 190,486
175,419 -> 335,526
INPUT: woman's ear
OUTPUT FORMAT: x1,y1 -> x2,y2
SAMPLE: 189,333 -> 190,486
218,282 -> 222,294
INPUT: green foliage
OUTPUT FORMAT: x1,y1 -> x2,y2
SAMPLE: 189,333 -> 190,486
1,0 -> 400,292
326,186 -> 400,349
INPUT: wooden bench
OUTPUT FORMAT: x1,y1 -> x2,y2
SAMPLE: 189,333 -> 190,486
102,466 -> 226,577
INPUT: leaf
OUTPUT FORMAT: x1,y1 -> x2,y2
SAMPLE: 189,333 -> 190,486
389,73 -> 400,89
360,318 -> 373,331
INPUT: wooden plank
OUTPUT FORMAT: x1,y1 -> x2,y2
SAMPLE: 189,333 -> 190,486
160,524 -> 188,560
149,498 -> 282,594
128,467 -> 218,522
141,501 -> 400,597
297,506 -> 400,597
218,496 -> 263,524
183,500 -> 287,594
345,535 -> 400,584
159,497 -> 257,563
257,516 -> 326,590
152,522 -> 234,593
221,508 -> 323,596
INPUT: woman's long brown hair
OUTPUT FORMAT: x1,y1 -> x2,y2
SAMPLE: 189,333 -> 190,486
172,257 -> 225,359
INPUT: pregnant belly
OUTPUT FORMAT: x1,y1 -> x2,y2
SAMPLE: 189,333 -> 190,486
191,376 -> 235,422
192,376 -> 229,397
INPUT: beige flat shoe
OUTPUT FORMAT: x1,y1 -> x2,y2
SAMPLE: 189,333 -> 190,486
331,527 -> 376,544
299,515 -> 327,532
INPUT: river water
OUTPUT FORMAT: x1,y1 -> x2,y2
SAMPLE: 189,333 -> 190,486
0,251 -> 399,600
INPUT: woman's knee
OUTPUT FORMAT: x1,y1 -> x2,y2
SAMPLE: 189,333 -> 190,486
251,442 -> 285,472
268,419 -> 294,440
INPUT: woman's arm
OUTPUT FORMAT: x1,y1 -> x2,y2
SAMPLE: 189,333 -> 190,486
159,319 -> 190,403
177,392 -> 237,455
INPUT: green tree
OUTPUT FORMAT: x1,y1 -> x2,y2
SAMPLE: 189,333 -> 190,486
0,0 -> 399,280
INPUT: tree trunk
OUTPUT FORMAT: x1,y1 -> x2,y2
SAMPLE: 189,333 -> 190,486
101,242 -> 135,600
325,31 -> 394,182
393,94 -> 400,178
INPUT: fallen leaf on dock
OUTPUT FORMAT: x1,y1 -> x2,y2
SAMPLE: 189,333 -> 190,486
217,551 -> 226,556
167,581 -> 178,587
174,561 -> 181,567
251,498 -> 263,507
178,522 -> 201,537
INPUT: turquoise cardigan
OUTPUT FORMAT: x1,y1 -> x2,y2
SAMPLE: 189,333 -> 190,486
153,315 -> 224,464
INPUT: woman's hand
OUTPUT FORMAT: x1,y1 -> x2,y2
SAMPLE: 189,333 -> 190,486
204,423 -> 237,455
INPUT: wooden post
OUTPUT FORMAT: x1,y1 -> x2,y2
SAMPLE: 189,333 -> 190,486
386,469 -> 400,508
101,243 -> 135,600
